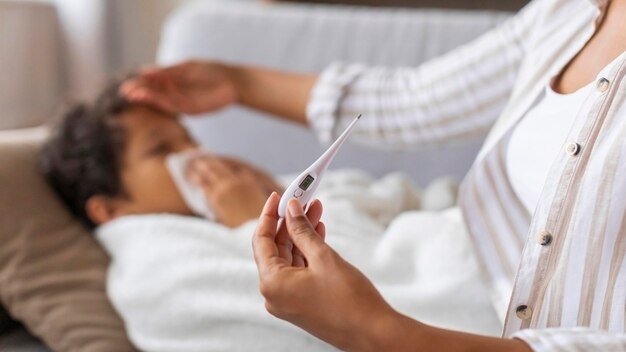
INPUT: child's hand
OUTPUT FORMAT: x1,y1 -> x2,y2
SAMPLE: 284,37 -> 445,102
187,156 -> 274,228
220,157 -> 285,196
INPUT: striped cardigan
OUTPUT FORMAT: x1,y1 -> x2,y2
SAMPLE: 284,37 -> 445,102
306,0 -> 626,350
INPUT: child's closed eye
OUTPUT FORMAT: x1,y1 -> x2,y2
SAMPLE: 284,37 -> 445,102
145,142 -> 171,157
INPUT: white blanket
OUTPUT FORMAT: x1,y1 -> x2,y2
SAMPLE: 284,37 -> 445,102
96,170 -> 501,352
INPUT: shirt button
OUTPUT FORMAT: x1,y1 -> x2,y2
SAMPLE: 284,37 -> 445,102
536,230 -> 553,246
566,142 -> 581,156
597,78 -> 610,92
515,305 -> 533,320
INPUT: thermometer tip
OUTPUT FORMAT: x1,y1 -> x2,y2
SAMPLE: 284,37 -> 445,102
357,114 -> 362,119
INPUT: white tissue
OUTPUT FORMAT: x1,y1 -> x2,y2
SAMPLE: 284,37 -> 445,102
166,150 -> 217,221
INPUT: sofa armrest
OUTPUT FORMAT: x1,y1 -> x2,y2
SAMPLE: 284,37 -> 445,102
158,1 -> 511,184
276,0 -> 529,11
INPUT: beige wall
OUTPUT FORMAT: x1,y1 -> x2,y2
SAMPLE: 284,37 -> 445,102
0,1 -> 66,129
0,0 -> 193,126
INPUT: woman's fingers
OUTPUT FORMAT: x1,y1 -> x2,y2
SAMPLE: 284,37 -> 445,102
293,221 -> 325,267
121,61 -> 238,116
121,74 -> 191,113
285,199 -> 327,264
315,221 -> 326,242
275,220 -> 294,265
121,81 -> 181,113
252,193 -> 285,274
277,199 -> 323,267
136,92 -> 179,114
292,246 -> 306,268
305,199 -> 323,226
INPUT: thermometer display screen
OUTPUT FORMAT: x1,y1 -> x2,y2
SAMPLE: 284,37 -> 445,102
299,175 -> 315,191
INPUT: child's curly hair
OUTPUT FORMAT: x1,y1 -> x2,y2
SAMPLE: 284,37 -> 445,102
40,80 -> 134,229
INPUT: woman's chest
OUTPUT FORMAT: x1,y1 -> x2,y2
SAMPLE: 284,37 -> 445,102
554,0 -> 626,93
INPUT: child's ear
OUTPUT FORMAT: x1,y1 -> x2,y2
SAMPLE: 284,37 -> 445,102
85,195 -> 121,225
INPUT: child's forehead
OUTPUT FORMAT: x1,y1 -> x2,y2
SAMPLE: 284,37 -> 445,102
119,106 -> 185,139
120,105 -> 179,128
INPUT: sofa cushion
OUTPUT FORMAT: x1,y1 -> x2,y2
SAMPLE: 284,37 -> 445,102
0,304 -> 17,336
0,127 -> 136,352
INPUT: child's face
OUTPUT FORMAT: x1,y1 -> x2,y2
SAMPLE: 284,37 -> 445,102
113,106 -> 197,218
86,105 -> 282,226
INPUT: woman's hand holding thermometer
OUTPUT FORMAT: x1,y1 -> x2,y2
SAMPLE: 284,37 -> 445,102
278,114 -> 361,218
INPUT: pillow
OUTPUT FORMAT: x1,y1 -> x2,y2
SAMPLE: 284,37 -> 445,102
0,304 -> 17,335
0,128 -> 136,352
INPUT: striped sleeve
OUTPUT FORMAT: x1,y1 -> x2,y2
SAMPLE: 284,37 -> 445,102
512,328 -> 626,351
306,0 -> 542,149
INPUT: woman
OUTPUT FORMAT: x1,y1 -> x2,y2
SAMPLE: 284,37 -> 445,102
122,0 -> 626,349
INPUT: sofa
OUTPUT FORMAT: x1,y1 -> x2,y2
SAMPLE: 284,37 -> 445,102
158,1 -> 509,185
0,1 -> 510,350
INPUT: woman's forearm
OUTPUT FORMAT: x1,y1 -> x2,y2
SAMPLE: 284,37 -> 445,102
228,64 -> 318,126
362,312 -> 532,352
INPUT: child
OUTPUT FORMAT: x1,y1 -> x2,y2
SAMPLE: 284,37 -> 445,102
40,80 -> 284,229
40,79 -> 341,351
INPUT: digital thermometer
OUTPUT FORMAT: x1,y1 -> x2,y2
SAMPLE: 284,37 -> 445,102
278,114 -> 361,218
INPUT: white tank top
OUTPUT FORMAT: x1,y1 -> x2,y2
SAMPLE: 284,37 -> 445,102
506,82 -> 594,213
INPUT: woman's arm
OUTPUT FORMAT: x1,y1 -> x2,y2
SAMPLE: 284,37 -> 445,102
121,61 -> 317,126
306,0 -> 543,149
229,65 -> 317,126
252,193 -> 532,352
383,317 -> 531,352
123,1 -> 542,150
